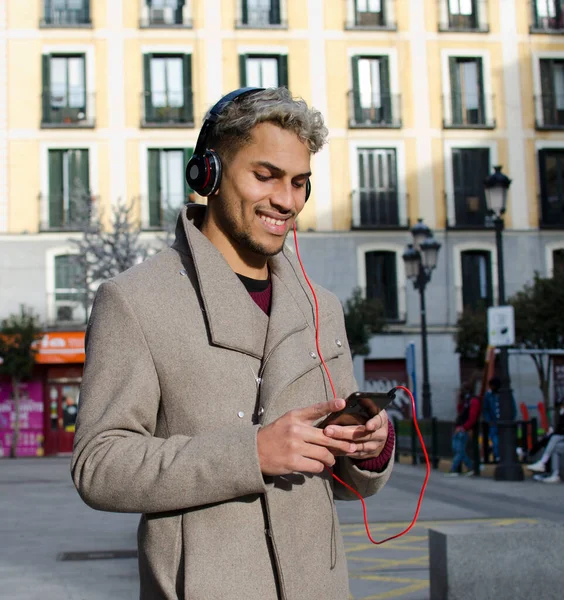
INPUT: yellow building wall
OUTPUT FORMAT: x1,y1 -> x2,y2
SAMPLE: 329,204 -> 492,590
8,141 -> 40,234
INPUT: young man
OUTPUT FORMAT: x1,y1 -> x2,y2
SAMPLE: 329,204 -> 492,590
71,87 -> 395,600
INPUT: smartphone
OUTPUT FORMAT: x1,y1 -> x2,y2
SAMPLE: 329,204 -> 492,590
316,390 -> 396,429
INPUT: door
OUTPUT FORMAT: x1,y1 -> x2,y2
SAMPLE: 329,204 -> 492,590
45,382 -> 80,454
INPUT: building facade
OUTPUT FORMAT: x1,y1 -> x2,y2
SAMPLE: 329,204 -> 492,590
1,0 -> 564,453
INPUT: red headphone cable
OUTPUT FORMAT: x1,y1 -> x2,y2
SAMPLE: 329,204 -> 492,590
292,224 -> 430,544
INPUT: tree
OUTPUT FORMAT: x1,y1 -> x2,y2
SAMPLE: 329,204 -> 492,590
69,197 -> 151,316
454,306 -> 488,367
509,271 -> 564,413
342,287 -> 386,359
0,306 -> 42,458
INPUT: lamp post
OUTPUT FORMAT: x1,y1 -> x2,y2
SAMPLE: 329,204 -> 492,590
483,165 -> 524,482
402,219 -> 441,419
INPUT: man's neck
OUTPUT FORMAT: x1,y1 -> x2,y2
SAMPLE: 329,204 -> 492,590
201,211 -> 269,279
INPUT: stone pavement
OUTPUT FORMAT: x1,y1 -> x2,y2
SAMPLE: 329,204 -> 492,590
1,457 -> 562,600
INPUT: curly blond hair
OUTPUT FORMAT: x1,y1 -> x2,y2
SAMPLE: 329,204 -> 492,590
206,87 -> 328,164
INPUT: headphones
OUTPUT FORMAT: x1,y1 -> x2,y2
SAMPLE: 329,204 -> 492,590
186,87 -> 311,202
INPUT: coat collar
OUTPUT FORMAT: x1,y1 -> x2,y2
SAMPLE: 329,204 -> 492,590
171,205 -> 311,359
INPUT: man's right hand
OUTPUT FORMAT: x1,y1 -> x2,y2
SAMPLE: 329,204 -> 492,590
257,398 -> 357,476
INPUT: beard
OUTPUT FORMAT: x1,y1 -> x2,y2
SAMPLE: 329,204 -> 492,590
213,197 -> 289,257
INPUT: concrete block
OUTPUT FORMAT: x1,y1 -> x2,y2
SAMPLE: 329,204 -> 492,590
429,520 -> 564,600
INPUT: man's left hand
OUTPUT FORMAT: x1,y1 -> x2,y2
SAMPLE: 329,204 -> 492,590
323,410 -> 389,460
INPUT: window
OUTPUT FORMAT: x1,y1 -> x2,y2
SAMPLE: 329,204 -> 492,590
148,148 -> 193,228
553,249 -> 564,274
350,56 -> 399,127
47,149 -> 90,230
365,251 -> 399,320
439,0 -> 482,31
355,149 -> 399,227
240,0 -> 282,27
141,0 -> 190,27
41,54 -> 91,127
143,54 -> 193,126
538,149 -> 564,227
461,250 -> 493,311
53,255 -> 86,324
447,57 -> 487,127
239,55 -> 288,88
42,0 -> 91,26
354,0 -> 385,27
451,148 -> 490,227
538,59 -> 564,129
532,0 -> 564,31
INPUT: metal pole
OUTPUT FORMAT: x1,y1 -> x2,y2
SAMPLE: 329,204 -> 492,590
419,274 -> 432,418
493,216 -> 524,481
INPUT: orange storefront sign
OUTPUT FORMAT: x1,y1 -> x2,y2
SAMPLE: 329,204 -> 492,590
35,332 -> 85,364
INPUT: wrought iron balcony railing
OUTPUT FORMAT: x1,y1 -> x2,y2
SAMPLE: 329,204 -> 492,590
138,194 -> 193,230
348,91 -> 402,128
351,190 -> 408,229
530,0 -> 564,32
535,93 -> 564,129
236,6 -> 286,28
442,93 -> 495,128
40,3 -> 91,27
38,192 -> 97,232
139,2 -> 193,27
445,192 -> 493,229
539,193 -> 564,227
141,89 -> 194,127
437,0 -> 489,32
41,91 -> 95,128
345,0 -> 397,30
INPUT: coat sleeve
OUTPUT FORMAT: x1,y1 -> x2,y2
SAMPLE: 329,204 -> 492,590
71,281 -> 268,514
325,302 -> 394,501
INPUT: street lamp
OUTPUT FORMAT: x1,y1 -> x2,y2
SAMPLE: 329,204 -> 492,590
402,219 -> 441,418
483,165 -> 524,482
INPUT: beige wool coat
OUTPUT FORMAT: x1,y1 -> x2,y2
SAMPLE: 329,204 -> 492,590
71,204 -> 394,600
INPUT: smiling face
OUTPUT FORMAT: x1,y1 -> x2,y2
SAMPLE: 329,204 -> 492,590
201,122 -> 312,277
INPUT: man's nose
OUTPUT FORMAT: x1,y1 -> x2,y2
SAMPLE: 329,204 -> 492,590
271,180 -> 295,212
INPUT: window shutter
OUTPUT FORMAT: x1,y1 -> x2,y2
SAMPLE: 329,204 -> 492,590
540,59 -> 555,125
143,54 -> 153,123
183,54 -> 193,123
461,252 -> 475,310
385,253 -> 399,320
270,0 -> 281,25
48,151 -> 64,228
176,0 -> 185,24
184,147 -> 194,200
478,148 -> 490,221
84,0 -> 90,22
278,54 -> 288,88
449,57 -> 462,124
352,56 -> 362,124
242,0 -> 249,25
68,149 -> 89,224
239,54 -> 247,87
365,251 -> 398,320
476,58 -> 486,124
148,149 -> 161,227
42,54 -> 51,124
378,56 -> 392,124
44,0 -> 51,23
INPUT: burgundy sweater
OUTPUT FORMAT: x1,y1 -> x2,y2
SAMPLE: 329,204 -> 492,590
238,274 -> 394,473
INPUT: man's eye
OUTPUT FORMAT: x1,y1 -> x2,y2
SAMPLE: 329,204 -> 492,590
254,173 -> 270,182
293,181 -> 306,189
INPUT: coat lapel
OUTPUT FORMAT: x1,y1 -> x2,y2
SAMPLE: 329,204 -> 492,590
172,205 -> 268,359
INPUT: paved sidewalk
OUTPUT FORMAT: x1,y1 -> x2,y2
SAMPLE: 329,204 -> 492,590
1,457 -> 562,600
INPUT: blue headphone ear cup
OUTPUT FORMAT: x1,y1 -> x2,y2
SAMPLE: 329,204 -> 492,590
305,179 -> 311,202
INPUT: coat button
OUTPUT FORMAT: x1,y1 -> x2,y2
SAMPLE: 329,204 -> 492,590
335,339 -> 342,347
258,407 -> 265,416
179,269 -> 187,276
237,411 -> 245,418
310,351 -> 317,359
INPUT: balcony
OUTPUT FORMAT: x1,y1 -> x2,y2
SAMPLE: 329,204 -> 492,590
437,0 -> 489,32
139,2 -> 192,27
345,0 -> 397,30
539,194 -> 564,228
351,190 -> 408,229
141,90 -> 194,127
348,91 -> 402,128
138,194 -> 192,230
40,3 -> 91,27
530,1 -> 564,33
445,192 -> 493,229
442,93 -> 495,129
236,4 -> 286,28
41,92 -> 95,128
535,94 -> 564,129
38,192 -> 96,232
